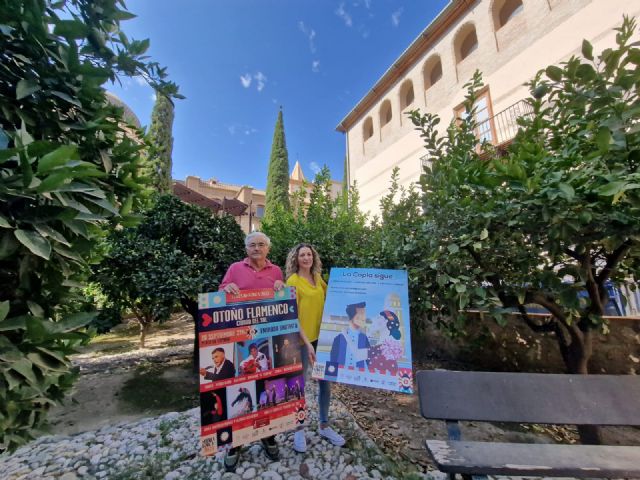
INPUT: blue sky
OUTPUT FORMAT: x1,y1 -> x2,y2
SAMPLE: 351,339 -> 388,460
110,1 -> 449,190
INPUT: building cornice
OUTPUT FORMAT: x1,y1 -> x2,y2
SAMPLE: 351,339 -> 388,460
336,0 -> 474,133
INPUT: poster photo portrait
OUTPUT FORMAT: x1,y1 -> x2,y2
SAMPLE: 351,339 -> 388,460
200,388 -> 228,426
226,381 -> 257,419
236,338 -> 273,375
272,332 -> 301,368
199,343 -> 236,384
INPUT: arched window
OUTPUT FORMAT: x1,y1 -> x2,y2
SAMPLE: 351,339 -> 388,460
454,24 -> 478,63
423,55 -> 443,90
494,0 -> 524,29
363,117 -> 374,141
400,80 -> 415,110
379,100 -> 392,127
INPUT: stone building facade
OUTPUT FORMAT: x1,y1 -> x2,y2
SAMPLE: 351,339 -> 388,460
176,161 -> 342,233
337,0 -> 640,216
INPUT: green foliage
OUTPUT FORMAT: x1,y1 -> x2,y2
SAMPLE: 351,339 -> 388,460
264,109 -> 291,222
145,93 -> 175,192
94,195 -> 245,346
0,0 -> 179,450
341,155 -> 349,203
263,166 -> 370,273
408,16 -> 640,373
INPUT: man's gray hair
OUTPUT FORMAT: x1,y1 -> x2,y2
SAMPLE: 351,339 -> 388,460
245,231 -> 271,247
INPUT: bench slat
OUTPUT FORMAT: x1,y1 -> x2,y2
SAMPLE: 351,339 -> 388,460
426,440 -> 640,477
417,370 -> 640,426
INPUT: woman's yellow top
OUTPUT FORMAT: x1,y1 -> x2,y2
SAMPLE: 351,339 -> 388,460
286,272 -> 327,343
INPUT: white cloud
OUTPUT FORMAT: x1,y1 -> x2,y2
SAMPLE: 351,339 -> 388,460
391,7 -> 403,27
335,3 -> 353,27
254,72 -> 267,92
312,60 -> 320,73
150,92 -> 157,102
309,162 -> 321,175
364,0 -> 371,8
298,21 -> 317,53
358,25 -> 370,39
240,73 -> 252,88
134,75 -> 147,86
228,124 -> 258,136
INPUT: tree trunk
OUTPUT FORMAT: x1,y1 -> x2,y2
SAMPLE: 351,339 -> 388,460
139,321 -> 151,349
563,333 -> 590,375
181,297 -> 199,373
555,324 -> 603,445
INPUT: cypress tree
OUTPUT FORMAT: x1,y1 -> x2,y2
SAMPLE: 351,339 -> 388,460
264,108 -> 291,220
146,92 -> 175,192
342,155 -> 349,195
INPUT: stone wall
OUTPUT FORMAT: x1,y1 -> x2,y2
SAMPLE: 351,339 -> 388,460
414,313 -> 640,374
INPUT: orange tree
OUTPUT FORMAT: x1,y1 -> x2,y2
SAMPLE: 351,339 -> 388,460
0,0 -> 180,450
409,17 -> 640,387
93,195 -> 245,363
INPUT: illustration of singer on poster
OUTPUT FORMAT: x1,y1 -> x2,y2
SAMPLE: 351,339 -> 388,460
312,268 -> 413,394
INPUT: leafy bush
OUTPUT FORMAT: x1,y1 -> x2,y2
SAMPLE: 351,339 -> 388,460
0,0 -> 179,450
263,166 -> 370,272
94,195 -> 246,351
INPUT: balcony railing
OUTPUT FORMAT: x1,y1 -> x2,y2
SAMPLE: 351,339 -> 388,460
478,99 -> 534,147
420,99 -> 534,167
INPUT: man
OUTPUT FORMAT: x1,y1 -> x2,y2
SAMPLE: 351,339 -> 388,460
218,232 -> 284,472
279,337 -> 298,365
199,347 -> 235,382
292,379 -> 302,399
330,302 -> 370,369
240,343 -> 271,374
268,385 -> 277,406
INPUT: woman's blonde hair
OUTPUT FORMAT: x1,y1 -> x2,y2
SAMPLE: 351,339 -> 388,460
285,243 -> 322,279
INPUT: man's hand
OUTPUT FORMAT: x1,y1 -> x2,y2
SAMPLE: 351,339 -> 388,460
274,280 -> 285,291
199,368 -> 206,377
222,282 -> 240,295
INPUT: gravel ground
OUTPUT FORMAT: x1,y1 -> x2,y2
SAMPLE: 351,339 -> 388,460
0,381 -> 439,480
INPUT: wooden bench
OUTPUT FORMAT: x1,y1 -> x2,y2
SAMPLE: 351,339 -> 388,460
416,370 -> 640,479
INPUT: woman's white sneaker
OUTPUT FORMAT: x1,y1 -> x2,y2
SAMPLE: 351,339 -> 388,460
318,426 -> 345,446
293,430 -> 307,453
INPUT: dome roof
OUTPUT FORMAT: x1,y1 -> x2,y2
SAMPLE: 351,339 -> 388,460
105,91 -> 141,128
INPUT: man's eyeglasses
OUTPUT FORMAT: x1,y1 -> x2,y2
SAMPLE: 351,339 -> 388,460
247,242 -> 267,248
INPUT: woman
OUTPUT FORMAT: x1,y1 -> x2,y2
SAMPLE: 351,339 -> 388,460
285,243 -> 345,453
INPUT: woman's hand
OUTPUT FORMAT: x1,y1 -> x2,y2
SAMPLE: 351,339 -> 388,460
274,280 -> 285,291
306,342 -> 316,364
222,282 -> 240,295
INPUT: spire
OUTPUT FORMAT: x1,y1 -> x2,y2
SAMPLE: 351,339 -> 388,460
290,161 -> 305,181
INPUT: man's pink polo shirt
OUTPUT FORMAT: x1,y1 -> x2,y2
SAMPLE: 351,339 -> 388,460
219,258 -> 283,290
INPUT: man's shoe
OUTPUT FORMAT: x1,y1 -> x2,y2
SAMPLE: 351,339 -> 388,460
293,430 -> 307,453
260,436 -> 280,461
318,426 -> 345,447
223,447 -> 240,472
